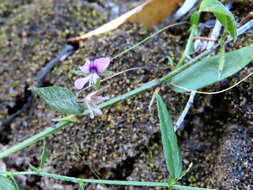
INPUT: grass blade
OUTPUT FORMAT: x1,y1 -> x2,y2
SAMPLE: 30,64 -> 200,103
39,140 -> 48,169
156,94 -> 182,179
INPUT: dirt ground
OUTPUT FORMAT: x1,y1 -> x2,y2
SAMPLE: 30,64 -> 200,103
0,0 -> 252,190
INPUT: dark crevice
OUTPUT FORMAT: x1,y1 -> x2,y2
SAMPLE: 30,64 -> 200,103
67,40 -> 80,50
0,44 -> 77,139
206,94 -> 230,122
40,80 -> 54,87
67,165 -> 96,178
0,85 -> 33,143
109,155 -> 138,180
7,85 -> 32,115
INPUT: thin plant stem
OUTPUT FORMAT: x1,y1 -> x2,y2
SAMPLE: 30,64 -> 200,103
111,22 -> 186,61
0,171 -> 216,190
173,184 -> 215,190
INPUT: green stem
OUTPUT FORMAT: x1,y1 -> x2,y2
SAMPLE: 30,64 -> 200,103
177,24 -> 198,67
1,171 -> 168,187
0,171 -> 215,189
173,184 -> 216,190
111,22 -> 185,61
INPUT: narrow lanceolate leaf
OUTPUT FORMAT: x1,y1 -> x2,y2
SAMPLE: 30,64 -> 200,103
156,94 -> 182,179
199,0 -> 237,39
0,175 -> 19,190
171,44 -> 253,93
31,86 -> 84,114
39,140 -> 49,169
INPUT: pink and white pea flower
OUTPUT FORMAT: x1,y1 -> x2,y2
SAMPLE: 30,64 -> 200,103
74,57 -> 110,90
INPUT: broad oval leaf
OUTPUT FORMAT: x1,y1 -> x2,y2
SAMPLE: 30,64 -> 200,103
31,86 -> 84,114
200,0 -> 237,39
0,175 -> 19,190
156,94 -> 182,179
171,44 -> 253,93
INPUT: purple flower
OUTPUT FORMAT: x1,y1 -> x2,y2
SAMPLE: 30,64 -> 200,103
74,57 -> 110,90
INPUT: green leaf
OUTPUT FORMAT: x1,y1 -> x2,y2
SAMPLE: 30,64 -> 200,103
218,45 -> 225,78
171,45 -> 253,93
199,0 -> 237,39
39,140 -> 48,169
178,162 -> 193,180
0,175 -> 19,190
79,183 -> 85,190
29,164 -> 40,173
166,56 -> 174,66
156,94 -> 182,179
92,79 -> 101,90
53,115 -> 79,122
190,11 -> 200,25
183,24 -> 198,59
31,86 -> 84,114
167,177 -> 177,188
177,12 -> 199,67
72,70 -> 88,76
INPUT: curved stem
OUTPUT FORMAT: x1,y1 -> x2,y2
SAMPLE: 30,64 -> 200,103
111,22 -> 186,61
0,171 -> 215,189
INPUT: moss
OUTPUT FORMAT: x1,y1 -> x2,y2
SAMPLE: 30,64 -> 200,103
1,0 -> 253,189
0,0 -> 105,119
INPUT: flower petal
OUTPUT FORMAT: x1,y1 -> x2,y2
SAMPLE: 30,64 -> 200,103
93,57 -> 110,73
79,60 -> 91,73
74,76 -> 89,90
